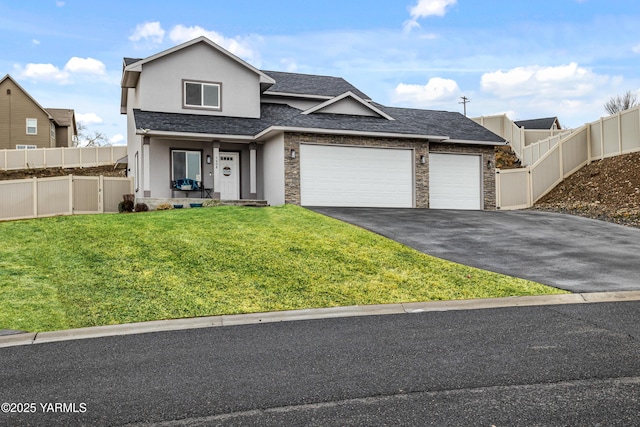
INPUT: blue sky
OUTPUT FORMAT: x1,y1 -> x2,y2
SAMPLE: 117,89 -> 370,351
2,0 -> 640,144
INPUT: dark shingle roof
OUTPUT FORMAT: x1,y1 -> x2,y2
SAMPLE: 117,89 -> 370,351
262,70 -> 370,100
134,102 -> 505,144
514,117 -> 559,130
134,103 -> 302,136
124,57 -> 143,66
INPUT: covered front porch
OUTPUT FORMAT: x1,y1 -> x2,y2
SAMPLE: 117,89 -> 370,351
134,136 -> 264,202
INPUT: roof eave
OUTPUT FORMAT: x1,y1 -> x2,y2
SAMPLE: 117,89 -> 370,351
135,128 -> 255,142
255,126 -> 449,142
441,138 -> 508,146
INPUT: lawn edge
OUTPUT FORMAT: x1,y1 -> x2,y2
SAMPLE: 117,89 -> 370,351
2,291 -> 640,348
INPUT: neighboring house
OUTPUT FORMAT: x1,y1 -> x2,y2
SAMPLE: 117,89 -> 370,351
0,74 -> 77,150
47,108 -> 78,147
514,117 -> 562,131
121,37 -> 505,210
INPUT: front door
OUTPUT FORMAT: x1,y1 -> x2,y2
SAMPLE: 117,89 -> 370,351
219,152 -> 239,200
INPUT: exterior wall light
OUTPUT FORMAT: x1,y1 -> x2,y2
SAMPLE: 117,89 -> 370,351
487,159 -> 493,170
291,149 -> 296,159
206,154 -> 212,164
420,155 -> 426,164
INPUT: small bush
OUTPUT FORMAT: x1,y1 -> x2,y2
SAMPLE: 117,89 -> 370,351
118,200 -> 134,213
134,203 -> 149,212
156,203 -> 173,211
203,199 -> 222,208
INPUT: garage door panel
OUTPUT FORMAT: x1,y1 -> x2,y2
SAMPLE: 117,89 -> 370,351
300,144 -> 413,207
429,153 -> 481,210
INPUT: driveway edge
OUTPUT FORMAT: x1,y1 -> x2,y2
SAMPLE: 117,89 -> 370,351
2,291 -> 640,348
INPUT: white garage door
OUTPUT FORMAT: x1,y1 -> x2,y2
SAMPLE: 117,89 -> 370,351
300,144 -> 413,207
429,153 -> 482,210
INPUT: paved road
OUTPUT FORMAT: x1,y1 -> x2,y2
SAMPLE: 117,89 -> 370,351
1,301 -> 639,426
311,208 -> 640,293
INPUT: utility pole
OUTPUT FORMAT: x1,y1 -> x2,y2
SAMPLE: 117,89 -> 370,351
459,96 -> 470,117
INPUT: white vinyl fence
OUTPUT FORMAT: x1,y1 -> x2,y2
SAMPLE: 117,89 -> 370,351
0,175 -> 134,221
496,106 -> 640,210
0,146 -> 127,171
473,114 -> 568,161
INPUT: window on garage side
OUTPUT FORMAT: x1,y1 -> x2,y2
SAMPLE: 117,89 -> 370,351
171,150 -> 202,182
183,80 -> 221,110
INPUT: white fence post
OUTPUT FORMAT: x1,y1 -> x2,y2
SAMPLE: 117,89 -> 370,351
32,177 -> 38,218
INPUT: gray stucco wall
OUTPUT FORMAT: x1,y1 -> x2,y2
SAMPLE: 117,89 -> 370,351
137,43 -> 261,118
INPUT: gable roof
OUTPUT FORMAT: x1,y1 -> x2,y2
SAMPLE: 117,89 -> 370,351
0,74 -> 53,120
262,70 -> 370,100
302,91 -> 394,120
514,117 -> 560,130
120,37 -> 276,112
46,108 -> 78,134
121,37 -> 275,88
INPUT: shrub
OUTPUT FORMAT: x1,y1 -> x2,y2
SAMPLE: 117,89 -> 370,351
156,203 -> 173,211
134,203 -> 149,212
202,199 -> 222,208
118,200 -> 134,213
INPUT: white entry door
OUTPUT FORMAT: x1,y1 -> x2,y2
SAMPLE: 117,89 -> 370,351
219,152 -> 239,200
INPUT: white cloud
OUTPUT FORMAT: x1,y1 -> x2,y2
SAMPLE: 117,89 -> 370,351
168,25 -> 258,62
19,63 -> 69,83
129,21 -> 165,43
64,57 -> 105,75
280,58 -> 298,72
404,0 -> 457,32
480,63 -> 610,99
16,57 -> 107,84
633,44 -> 640,54
393,77 -> 461,106
56,1 -> 65,6
109,134 -> 125,145
32,39 -> 40,45
76,113 -> 103,125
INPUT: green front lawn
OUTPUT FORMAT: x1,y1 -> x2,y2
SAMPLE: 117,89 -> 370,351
0,205 -> 566,332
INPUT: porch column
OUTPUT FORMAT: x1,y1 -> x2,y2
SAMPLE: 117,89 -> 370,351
212,141 -> 221,199
142,136 -> 151,197
249,143 -> 257,199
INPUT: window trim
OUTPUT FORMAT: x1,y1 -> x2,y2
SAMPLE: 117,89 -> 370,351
170,149 -> 203,185
26,118 -> 37,135
182,79 -> 222,111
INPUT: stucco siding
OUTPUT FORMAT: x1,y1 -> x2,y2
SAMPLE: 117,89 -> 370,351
263,133 -> 285,206
138,43 -> 261,118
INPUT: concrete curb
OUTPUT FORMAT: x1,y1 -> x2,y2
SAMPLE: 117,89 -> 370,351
2,291 -> 640,348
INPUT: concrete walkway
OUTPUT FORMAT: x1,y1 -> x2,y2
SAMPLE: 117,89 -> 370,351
2,291 -> 639,348
311,208 -> 640,293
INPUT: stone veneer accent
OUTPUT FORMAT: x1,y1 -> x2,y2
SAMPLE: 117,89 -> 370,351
284,132 -> 496,210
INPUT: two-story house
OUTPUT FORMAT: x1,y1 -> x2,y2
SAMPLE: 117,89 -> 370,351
0,74 -> 77,150
121,37 -> 506,209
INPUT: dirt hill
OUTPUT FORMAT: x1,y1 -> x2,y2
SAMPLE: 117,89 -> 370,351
0,165 -> 126,181
532,152 -> 640,228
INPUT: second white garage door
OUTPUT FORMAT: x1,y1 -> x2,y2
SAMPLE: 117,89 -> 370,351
429,153 -> 482,210
300,144 -> 413,207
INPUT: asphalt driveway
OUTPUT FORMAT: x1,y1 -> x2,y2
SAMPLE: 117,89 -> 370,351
310,208 -> 640,293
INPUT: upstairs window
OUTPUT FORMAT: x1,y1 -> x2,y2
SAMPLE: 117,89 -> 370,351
26,118 -> 37,135
183,80 -> 221,110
